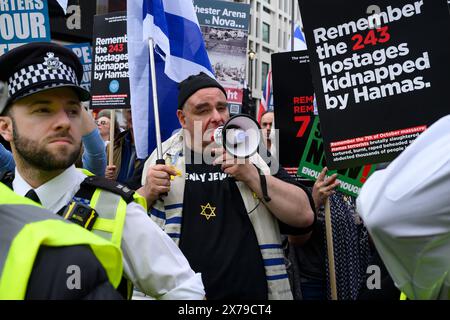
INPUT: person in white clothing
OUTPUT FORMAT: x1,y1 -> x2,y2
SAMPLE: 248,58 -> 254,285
357,115 -> 450,300
0,42 -> 205,299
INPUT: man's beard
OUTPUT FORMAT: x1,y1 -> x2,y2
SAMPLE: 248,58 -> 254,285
12,119 -> 81,171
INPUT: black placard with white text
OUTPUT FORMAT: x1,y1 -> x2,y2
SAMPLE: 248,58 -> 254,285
271,51 -> 315,177
298,0 -> 450,169
49,0 -> 95,43
90,12 -> 130,109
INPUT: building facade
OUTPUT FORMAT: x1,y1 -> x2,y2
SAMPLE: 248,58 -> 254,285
240,0 -> 303,102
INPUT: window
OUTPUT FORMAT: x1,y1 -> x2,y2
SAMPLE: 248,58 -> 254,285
256,18 -> 259,37
278,28 -> 281,47
262,22 -> 270,43
261,62 -> 270,91
263,6 -> 271,14
255,58 -> 259,90
249,0 -> 254,23
262,46 -> 271,53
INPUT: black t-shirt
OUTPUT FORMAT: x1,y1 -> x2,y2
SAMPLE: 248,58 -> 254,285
179,153 -> 316,299
180,160 -> 268,300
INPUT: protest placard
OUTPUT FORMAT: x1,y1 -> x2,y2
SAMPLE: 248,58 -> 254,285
194,0 -> 250,114
91,12 -> 130,109
49,0 -> 95,42
0,0 -> 51,55
66,43 -> 92,92
272,51 -> 315,178
299,0 -> 450,169
298,116 -> 375,197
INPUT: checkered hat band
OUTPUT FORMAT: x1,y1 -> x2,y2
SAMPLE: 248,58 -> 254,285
8,62 -> 78,97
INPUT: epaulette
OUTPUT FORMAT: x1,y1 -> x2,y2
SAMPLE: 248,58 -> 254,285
0,170 -> 14,189
80,176 -> 135,204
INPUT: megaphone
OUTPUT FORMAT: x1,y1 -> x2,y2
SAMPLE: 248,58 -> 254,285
0,81 -> 8,114
212,114 -> 261,158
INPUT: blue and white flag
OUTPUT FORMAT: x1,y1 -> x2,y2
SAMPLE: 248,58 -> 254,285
127,0 -> 213,159
287,24 -> 307,51
293,24 -> 308,51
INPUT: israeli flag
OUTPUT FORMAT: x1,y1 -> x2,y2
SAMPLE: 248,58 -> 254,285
127,0 -> 213,159
287,24 -> 307,51
293,24 -> 308,51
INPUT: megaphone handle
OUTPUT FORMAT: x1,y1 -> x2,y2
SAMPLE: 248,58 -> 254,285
257,167 -> 271,202
156,158 -> 168,197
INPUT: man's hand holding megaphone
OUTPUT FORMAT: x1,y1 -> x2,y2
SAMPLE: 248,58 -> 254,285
210,114 -> 269,192
212,147 -> 259,184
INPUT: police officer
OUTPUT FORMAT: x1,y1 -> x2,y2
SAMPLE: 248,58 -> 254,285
0,182 -> 123,300
0,42 -> 204,299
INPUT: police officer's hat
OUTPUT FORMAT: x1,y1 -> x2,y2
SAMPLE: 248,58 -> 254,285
0,42 -> 90,114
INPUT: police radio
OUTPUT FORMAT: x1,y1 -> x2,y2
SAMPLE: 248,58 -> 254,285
62,202 -> 98,231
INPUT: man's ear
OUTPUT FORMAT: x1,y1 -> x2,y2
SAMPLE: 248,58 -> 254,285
177,109 -> 186,128
0,116 -> 13,142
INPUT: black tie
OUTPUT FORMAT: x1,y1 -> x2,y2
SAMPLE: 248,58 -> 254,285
24,189 -> 41,204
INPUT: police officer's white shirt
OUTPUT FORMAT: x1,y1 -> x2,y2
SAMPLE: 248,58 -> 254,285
357,115 -> 450,300
13,165 -> 205,299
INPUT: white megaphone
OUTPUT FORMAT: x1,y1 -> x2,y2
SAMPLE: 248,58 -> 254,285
0,81 -> 8,114
212,114 -> 261,158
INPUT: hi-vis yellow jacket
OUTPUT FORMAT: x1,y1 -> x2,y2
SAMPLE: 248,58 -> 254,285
0,182 -> 123,300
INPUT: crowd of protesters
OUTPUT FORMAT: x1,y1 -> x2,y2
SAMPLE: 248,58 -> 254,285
0,41 -> 448,301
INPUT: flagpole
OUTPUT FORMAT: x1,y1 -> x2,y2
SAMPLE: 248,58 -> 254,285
109,110 -> 115,166
96,0 -> 115,167
148,37 -> 164,164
